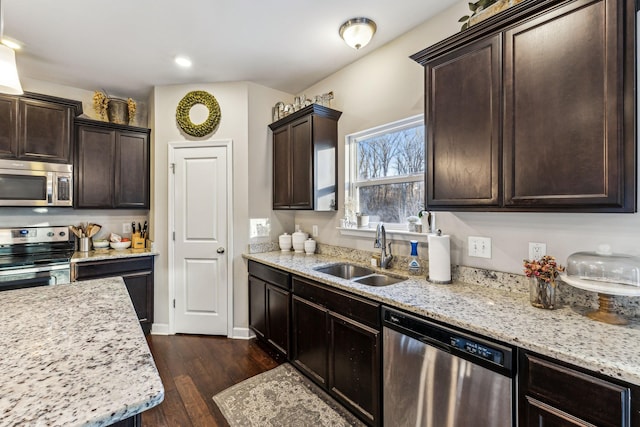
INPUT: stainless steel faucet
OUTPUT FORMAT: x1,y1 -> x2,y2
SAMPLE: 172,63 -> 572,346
374,223 -> 393,269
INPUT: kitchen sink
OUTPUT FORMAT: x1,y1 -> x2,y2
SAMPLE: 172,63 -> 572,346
352,274 -> 405,287
314,263 -> 405,287
314,263 -> 376,280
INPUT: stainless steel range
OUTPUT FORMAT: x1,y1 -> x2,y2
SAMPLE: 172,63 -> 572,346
0,226 -> 74,291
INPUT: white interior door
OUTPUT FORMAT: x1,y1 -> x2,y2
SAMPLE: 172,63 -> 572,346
172,144 -> 230,335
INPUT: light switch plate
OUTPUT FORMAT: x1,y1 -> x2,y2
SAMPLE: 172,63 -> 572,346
469,236 -> 492,258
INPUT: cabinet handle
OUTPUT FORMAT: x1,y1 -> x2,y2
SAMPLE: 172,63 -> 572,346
217,247 -> 225,254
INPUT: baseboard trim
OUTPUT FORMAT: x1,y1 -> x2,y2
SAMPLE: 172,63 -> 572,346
151,323 -> 170,335
231,327 -> 253,339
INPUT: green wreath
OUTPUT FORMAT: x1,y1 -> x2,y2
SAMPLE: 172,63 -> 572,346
176,90 -> 221,137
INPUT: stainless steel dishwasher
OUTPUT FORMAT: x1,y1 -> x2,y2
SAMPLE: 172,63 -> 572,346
382,307 -> 515,426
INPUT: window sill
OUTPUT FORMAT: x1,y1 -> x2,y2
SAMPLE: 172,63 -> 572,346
337,227 -> 430,242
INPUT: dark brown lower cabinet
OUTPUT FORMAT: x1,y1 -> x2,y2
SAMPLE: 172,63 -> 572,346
248,276 -> 267,340
519,350 -> 638,427
109,414 -> 141,427
328,311 -> 379,423
266,284 -> 290,356
292,295 -> 328,386
74,256 -> 155,335
291,276 -> 380,426
248,261 -> 290,358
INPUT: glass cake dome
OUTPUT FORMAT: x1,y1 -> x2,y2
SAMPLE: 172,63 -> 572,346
566,244 -> 640,287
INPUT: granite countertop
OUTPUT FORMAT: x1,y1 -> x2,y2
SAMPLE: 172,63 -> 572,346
72,248 -> 159,263
245,251 -> 640,386
0,278 -> 164,426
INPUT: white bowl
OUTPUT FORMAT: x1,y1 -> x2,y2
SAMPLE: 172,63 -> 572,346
110,241 -> 132,250
92,239 -> 109,248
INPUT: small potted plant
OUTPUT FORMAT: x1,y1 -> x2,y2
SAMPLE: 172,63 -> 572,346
523,255 -> 564,309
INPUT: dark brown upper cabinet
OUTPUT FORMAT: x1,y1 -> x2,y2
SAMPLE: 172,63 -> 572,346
268,104 -> 342,211
0,92 -> 82,164
412,0 -> 636,212
424,35 -> 502,208
75,118 -> 150,209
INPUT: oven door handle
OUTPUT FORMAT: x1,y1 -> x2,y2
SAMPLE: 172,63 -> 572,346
0,263 -> 69,276
0,272 -> 53,291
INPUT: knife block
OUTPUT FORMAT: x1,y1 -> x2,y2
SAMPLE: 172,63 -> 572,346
132,233 -> 145,249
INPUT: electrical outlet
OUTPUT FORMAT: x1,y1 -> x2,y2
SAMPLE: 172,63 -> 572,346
468,236 -> 492,258
122,223 -> 132,234
529,242 -> 546,261
312,225 -> 318,237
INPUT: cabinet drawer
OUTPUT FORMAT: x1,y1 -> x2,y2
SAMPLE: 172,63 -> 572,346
248,260 -> 290,290
523,353 -> 630,427
75,257 -> 153,280
293,276 -> 379,329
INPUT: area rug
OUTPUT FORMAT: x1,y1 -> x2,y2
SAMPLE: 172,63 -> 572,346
213,363 -> 366,426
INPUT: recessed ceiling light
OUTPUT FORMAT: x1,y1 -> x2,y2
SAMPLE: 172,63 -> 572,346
174,55 -> 192,68
1,38 -> 21,50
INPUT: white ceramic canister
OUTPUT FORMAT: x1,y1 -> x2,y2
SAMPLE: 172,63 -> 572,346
292,228 -> 308,253
279,233 -> 292,251
304,238 -> 316,255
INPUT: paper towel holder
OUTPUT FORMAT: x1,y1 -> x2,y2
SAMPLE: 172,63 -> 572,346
427,229 -> 452,284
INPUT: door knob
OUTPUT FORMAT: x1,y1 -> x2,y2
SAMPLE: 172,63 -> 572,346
217,247 -> 225,254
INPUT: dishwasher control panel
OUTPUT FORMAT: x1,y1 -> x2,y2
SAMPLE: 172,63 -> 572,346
382,306 -> 513,374
451,337 -> 504,364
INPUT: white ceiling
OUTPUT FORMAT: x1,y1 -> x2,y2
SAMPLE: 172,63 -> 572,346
4,0 -> 459,99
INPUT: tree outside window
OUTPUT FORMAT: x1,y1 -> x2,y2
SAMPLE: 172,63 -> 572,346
346,116 -> 424,226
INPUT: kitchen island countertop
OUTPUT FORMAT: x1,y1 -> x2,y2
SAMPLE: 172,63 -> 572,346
245,251 -> 640,387
72,247 -> 159,263
0,278 -> 164,426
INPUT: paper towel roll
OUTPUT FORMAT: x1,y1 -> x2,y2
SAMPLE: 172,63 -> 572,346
428,233 -> 451,284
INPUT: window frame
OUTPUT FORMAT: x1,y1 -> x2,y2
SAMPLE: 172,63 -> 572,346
345,114 -> 425,228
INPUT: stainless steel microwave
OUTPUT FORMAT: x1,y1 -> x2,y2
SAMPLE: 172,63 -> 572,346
0,159 -> 73,207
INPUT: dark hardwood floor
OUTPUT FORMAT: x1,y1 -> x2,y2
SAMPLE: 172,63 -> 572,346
142,334 -> 280,426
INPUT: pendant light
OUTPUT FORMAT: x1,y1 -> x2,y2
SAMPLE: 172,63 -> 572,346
339,18 -> 377,50
0,0 -> 23,95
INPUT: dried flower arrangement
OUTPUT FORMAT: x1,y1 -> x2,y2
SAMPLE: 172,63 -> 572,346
523,255 -> 564,283
92,91 -> 109,120
92,90 -> 137,125
127,98 -> 137,125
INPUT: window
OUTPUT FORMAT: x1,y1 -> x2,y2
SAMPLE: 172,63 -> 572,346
346,115 -> 425,226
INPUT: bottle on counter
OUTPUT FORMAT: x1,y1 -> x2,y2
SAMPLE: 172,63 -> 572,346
408,240 -> 421,275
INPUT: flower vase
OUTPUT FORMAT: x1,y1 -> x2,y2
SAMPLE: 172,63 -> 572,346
529,277 -> 556,309
107,98 -> 129,124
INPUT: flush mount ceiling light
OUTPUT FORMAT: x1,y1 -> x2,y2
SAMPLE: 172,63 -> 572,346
0,0 -> 22,94
339,17 -> 377,50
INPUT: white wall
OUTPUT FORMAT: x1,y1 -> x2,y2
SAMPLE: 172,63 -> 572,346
293,0 -> 640,275
246,83 -> 296,239
150,81 -> 292,334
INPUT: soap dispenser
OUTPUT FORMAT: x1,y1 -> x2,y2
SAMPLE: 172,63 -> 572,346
408,240 -> 421,275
